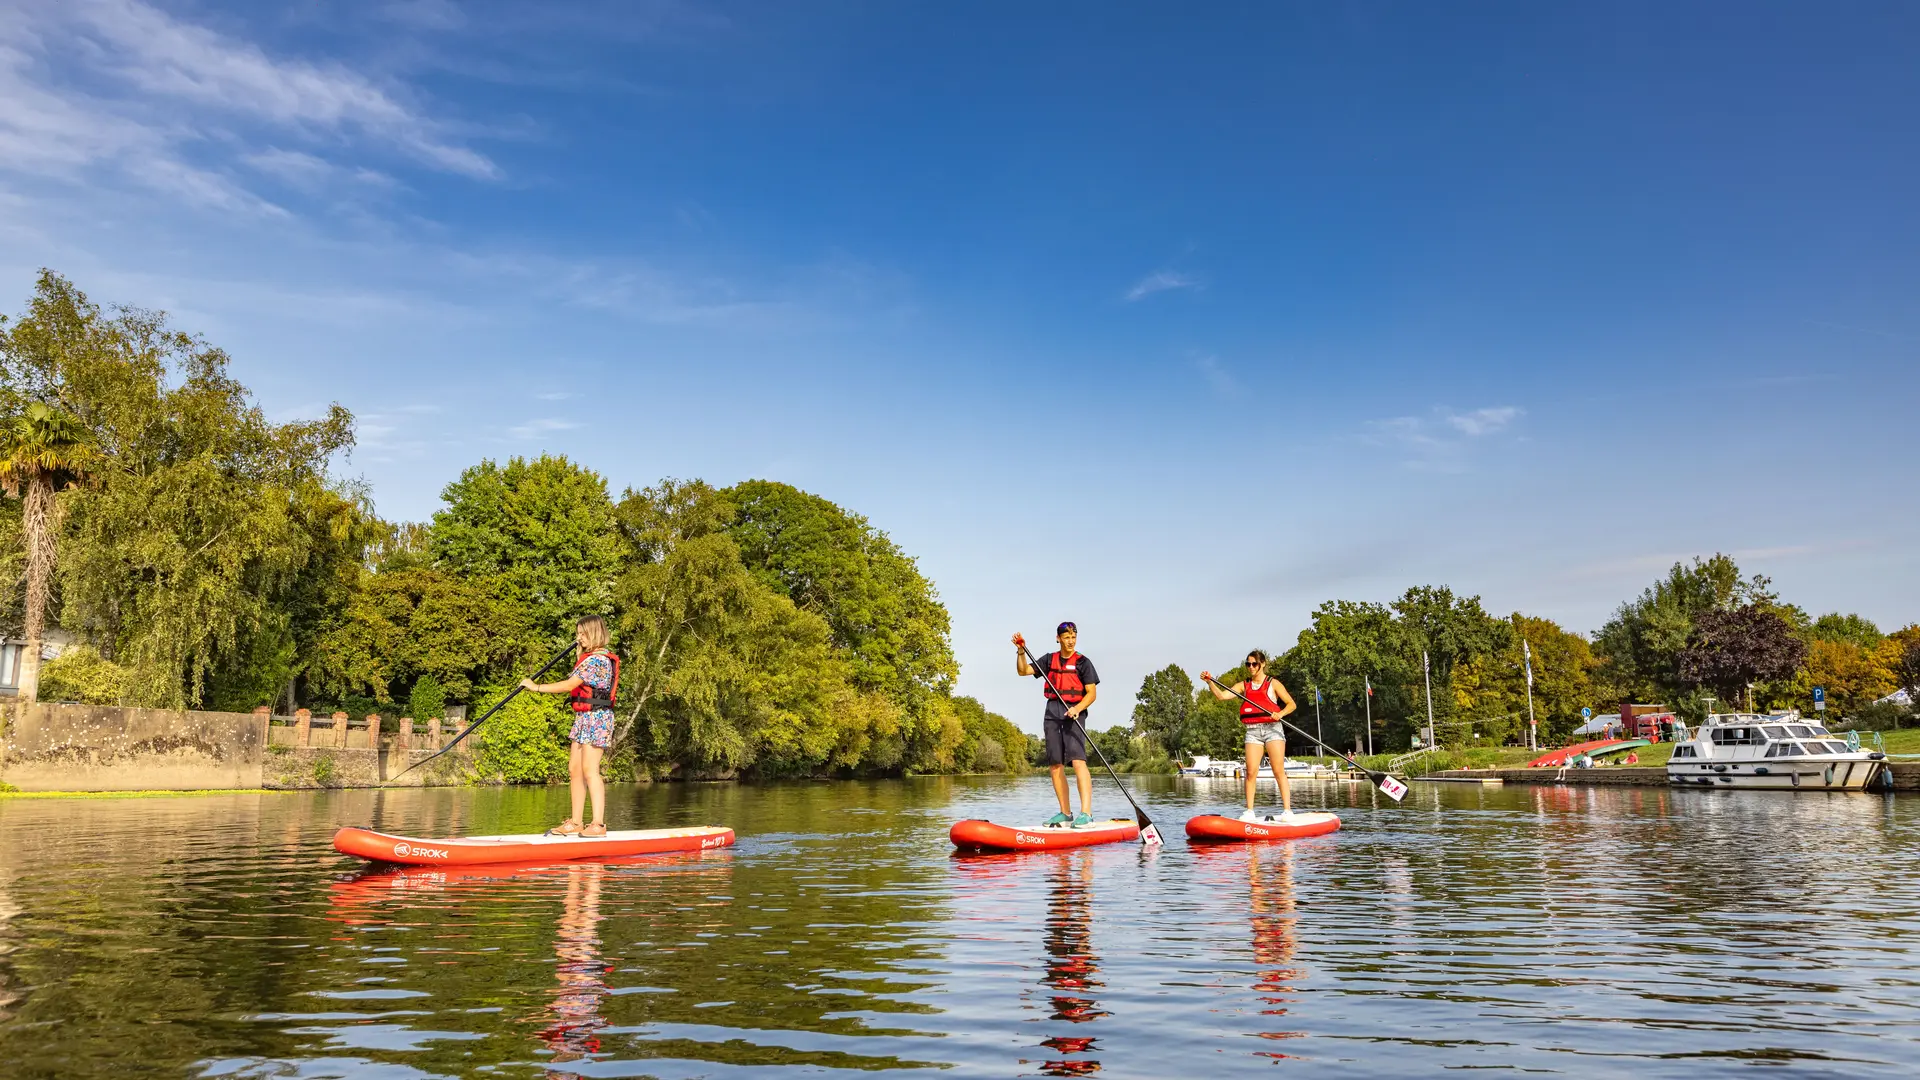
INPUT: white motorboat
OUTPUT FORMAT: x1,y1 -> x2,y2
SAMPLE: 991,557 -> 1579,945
1667,711 -> 1887,790
1179,755 -> 1336,780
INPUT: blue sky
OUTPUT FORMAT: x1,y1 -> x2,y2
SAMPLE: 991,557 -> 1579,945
3,1 -> 1916,727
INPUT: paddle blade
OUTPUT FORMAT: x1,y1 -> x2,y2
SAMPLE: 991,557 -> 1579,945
1376,774 -> 1409,802
1139,821 -> 1165,847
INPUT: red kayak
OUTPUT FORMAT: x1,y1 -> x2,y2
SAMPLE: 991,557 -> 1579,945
950,818 -> 1140,852
333,825 -> 735,866
1185,812 -> 1341,844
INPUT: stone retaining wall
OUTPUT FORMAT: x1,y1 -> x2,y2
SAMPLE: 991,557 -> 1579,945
0,701 -> 474,792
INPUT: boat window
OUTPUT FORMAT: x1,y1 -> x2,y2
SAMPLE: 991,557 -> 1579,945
1803,740 -> 1833,755
1823,741 -> 1849,754
1764,744 -> 1782,758
1810,726 -> 1831,737
1775,741 -> 1803,756
1787,725 -> 1815,739
1673,745 -> 1695,759
1761,725 -> 1787,739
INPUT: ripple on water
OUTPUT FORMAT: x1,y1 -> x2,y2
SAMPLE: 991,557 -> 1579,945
0,779 -> 1918,1078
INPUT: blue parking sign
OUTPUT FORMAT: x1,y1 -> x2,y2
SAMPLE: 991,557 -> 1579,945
1813,687 -> 1825,702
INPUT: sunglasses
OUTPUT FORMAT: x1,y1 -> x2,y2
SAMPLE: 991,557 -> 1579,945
1246,659 -> 1264,667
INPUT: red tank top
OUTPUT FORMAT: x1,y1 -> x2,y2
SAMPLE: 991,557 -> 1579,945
1239,677 -> 1279,725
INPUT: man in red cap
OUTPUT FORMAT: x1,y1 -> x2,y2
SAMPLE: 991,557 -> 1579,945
1013,622 -> 1099,827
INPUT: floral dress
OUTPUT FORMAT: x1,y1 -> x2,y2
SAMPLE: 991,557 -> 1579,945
568,652 -> 616,748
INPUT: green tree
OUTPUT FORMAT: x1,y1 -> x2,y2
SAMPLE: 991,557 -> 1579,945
0,402 -> 96,700
1808,612 -> 1883,651
309,562 -> 526,705
1389,585 -> 1511,747
1593,554 -> 1775,704
1132,664 -> 1199,759
2,271 -> 362,708
430,454 -> 618,659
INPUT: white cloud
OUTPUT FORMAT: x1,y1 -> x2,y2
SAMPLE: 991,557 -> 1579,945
1364,405 -> 1524,472
1124,270 -> 1200,303
1443,406 -> 1520,436
535,391 -> 576,401
507,417 -> 581,440
1192,353 -> 1234,395
0,0 -> 494,214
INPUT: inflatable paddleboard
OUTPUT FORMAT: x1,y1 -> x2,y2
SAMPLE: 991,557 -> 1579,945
333,825 -> 735,866
1185,812 -> 1340,843
949,818 -> 1140,852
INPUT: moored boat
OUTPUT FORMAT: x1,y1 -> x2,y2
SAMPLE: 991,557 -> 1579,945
1666,711 -> 1886,790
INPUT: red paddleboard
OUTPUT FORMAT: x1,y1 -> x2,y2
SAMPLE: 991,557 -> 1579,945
949,818 -> 1140,852
1185,812 -> 1341,844
333,825 -> 735,866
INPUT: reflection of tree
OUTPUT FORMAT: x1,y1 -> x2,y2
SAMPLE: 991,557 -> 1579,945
533,864 -> 609,1075
1038,852 -> 1105,1076
1247,846 -> 1304,1059
0,872 -> 17,1025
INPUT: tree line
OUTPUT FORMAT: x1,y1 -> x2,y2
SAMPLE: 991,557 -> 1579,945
1124,561 -> 1920,762
0,271 -> 1036,782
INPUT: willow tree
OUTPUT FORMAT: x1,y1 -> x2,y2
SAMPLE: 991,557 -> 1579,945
0,402 -> 95,700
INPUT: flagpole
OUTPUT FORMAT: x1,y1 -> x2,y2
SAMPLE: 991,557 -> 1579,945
1313,687 -> 1323,761
1523,637 -> 1538,752
1364,674 -> 1374,757
1422,649 -> 1435,748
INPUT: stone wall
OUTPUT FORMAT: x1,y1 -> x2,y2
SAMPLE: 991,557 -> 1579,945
0,701 -> 475,792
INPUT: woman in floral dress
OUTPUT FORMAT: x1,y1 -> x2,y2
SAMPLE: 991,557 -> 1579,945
522,616 -> 619,837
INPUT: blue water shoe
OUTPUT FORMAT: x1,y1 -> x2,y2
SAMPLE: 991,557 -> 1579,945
1044,812 -> 1071,827
1072,812 -> 1093,828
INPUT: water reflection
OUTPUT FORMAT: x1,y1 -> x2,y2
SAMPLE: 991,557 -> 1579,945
1036,852 -> 1106,1075
535,864 -> 609,1075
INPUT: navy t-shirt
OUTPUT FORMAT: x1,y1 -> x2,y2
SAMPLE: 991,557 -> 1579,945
1032,651 -> 1098,723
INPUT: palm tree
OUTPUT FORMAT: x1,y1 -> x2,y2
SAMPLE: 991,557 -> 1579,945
0,402 -> 95,701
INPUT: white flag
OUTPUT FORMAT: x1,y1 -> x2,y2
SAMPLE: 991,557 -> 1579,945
1523,639 -> 1534,686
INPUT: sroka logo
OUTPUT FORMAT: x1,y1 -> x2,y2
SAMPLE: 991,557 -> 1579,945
392,843 -> 448,860
392,841 -> 409,858
1014,832 -> 1046,845
1246,826 -> 1269,836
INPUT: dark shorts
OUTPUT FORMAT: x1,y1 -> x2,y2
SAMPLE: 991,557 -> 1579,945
1044,716 -> 1087,767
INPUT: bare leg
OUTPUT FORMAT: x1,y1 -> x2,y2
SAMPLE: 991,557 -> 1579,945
569,742 -> 587,826
1268,738 -> 1291,813
1049,764 -> 1071,816
1244,740 -> 1264,810
582,744 -> 606,827
1072,760 -> 1092,814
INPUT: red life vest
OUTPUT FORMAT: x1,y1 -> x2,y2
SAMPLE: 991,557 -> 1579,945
569,649 -> 620,713
1042,652 -> 1087,704
1239,677 -> 1280,725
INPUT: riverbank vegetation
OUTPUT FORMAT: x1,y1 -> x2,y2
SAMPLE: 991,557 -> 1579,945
1,271 -> 1037,782
1116,562 -> 1919,762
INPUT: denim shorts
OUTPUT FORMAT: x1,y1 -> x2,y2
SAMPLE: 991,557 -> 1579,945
1243,722 -> 1285,745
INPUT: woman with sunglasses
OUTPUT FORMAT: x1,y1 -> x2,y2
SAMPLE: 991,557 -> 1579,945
1201,650 -> 1299,822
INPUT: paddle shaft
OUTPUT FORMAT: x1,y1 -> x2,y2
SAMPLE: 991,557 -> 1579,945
387,642 -> 577,781
1204,673 -> 1405,794
1021,642 -> 1160,840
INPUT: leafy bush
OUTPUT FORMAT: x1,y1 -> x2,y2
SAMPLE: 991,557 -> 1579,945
310,753 -> 337,787
408,675 -> 447,725
475,686 -> 572,782
37,646 -> 142,706
972,735 -> 1006,772
1845,701 -> 1914,731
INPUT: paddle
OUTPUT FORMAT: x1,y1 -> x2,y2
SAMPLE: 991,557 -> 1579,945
1202,673 -> 1409,802
386,642 -> 577,782
1017,636 -> 1164,846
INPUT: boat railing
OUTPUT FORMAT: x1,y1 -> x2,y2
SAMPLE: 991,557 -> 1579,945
1388,745 -> 1442,773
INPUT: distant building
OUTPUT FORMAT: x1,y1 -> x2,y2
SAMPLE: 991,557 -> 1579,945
1875,689 -> 1913,708
0,630 -> 75,696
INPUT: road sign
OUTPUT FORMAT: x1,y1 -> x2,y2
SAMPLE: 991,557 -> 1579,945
1581,707 -> 1592,719
1814,686 -> 1826,712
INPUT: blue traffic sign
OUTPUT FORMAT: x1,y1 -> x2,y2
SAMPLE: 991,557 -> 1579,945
1581,707 -> 1592,718
1812,687 -> 1825,702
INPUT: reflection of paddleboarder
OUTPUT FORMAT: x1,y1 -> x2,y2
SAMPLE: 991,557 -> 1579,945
1201,650 -> 1299,822
1038,852 -> 1106,1075
534,863 -> 610,1068
1247,847 -> 1305,1057
1014,623 -> 1100,828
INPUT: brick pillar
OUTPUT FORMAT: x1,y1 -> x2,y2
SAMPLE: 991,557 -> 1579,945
294,708 -> 311,747
366,715 -> 382,751
427,717 -> 443,749
253,705 -> 270,716
332,711 -> 349,748
397,717 -> 413,752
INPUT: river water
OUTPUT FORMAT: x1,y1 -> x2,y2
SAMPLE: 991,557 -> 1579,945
2,776 -> 1916,1078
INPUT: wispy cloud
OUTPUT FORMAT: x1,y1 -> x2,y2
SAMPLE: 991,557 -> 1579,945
1125,270 -> 1200,303
0,0 -> 495,215
1364,405 -> 1525,472
535,391 -> 576,401
506,417 -> 581,440
1191,352 -> 1234,395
